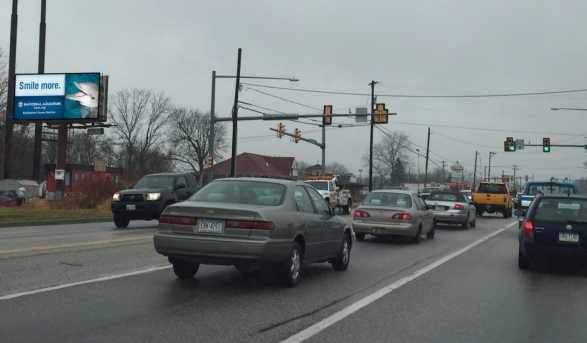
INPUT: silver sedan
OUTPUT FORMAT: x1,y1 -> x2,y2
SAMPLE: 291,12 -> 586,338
426,191 -> 476,229
352,190 -> 435,243
153,178 -> 353,287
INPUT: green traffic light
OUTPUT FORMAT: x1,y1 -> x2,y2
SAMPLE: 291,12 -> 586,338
543,146 -> 550,152
509,146 -> 515,151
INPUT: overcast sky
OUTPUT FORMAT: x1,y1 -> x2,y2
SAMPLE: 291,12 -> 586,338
2,0 -> 587,183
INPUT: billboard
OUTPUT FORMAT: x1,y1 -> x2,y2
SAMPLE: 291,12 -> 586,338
14,73 -> 101,121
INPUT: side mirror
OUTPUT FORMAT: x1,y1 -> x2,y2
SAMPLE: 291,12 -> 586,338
333,207 -> 344,215
176,183 -> 186,190
514,209 -> 525,217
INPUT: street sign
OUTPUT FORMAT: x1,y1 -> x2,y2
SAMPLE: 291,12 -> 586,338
355,107 -> 368,122
515,139 -> 524,150
87,128 -> 104,135
308,139 -> 317,144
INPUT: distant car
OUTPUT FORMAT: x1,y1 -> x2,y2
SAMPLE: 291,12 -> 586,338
419,187 -> 443,200
153,178 -> 353,287
111,173 -> 199,228
426,191 -> 476,229
0,190 -> 26,206
460,189 -> 472,201
0,195 -> 18,207
517,193 -> 587,270
352,190 -> 435,243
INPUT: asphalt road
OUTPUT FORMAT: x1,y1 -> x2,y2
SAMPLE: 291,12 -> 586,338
1,214 -> 584,342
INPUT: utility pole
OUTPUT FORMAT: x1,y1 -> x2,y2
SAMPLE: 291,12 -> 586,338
32,0 -> 47,181
4,0 -> 18,179
442,161 -> 446,184
368,80 -> 378,192
424,127 -> 430,186
230,48 -> 242,177
473,151 -> 478,190
513,165 -> 518,190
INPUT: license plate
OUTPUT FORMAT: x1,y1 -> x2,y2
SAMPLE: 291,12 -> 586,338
198,219 -> 224,234
559,232 -> 580,243
486,205 -> 491,209
435,206 -> 445,211
126,205 -> 136,210
373,228 -> 386,234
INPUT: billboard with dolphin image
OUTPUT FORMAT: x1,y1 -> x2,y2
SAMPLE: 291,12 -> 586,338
14,72 -> 101,121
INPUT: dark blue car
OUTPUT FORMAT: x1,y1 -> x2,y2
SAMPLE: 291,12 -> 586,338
517,193 -> 587,270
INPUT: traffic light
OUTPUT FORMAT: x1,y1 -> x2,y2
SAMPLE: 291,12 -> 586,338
206,156 -> 213,169
564,177 -> 569,183
278,123 -> 285,138
543,138 -> 550,152
323,105 -> 332,126
505,137 -> 515,152
373,103 -> 388,124
550,176 -> 555,183
294,128 -> 301,143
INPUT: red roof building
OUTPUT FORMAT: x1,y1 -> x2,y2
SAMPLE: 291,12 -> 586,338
207,152 -> 304,182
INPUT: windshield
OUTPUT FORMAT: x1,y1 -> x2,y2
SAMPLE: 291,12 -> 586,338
428,192 -> 467,203
478,184 -> 506,194
133,175 -> 175,189
527,184 -> 575,195
534,198 -> 587,223
362,192 -> 412,208
307,181 -> 328,191
189,180 -> 286,206
421,188 -> 439,193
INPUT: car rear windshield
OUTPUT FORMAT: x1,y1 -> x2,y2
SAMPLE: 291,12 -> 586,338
189,180 -> 286,206
306,181 -> 328,191
534,198 -> 587,223
133,175 -> 175,189
527,184 -> 575,195
478,184 -> 506,194
428,192 -> 467,202
421,188 -> 439,193
362,192 -> 412,208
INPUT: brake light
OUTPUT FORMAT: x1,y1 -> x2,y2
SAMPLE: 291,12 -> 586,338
454,204 -> 464,210
522,221 -> 534,238
392,213 -> 413,220
226,220 -> 275,230
503,196 -> 507,203
354,210 -> 370,217
158,216 -> 197,225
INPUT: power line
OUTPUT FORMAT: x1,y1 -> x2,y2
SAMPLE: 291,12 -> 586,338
241,82 -> 587,98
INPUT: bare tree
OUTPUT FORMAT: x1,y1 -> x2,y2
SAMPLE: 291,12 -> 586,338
168,107 -> 228,186
109,88 -> 171,178
296,160 -> 311,171
0,47 -> 8,177
326,161 -> 349,174
362,131 -> 411,185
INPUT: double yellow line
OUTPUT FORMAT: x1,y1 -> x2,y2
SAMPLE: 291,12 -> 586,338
0,234 -> 154,255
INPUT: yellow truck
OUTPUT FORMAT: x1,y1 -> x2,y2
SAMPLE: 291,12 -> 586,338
471,181 -> 514,218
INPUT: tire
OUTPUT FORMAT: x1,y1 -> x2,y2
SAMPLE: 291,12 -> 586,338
477,211 -> 483,217
114,216 -> 130,229
173,260 -> 200,279
509,209 -> 513,218
426,224 -> 435,240
502,210 -> 508,218
518,246 -> 531,270
332,234 -> 351,271
412,227 -> 422,244
282,242 -> 303,287
470,215 -> 477,228
462,215 -> 469,230
355,232 -> 365,241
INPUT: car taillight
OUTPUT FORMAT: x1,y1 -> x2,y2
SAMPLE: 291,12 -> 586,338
392,213 -> 413,220
226,220 -> 275,230
354,210 -> 370,217
159,216 -> 196,225
503,196 -> 507,203
522,221 -> 534,238
454,204 -> 464,210
471,194 -> 475,201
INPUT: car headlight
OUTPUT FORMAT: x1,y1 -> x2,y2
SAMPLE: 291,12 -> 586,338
113,193 -> 121,202
146,193 -> 161,201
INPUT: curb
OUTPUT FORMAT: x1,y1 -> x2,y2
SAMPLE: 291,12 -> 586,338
0,217 -> 113,229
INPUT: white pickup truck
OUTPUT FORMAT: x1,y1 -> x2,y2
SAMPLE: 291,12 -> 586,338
304,175 -> 353,214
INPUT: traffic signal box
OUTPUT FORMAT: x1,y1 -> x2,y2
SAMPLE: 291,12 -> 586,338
206,156 -> 213,169
323,105 -> 332,126
278,123 -> 285,138
373,103 -> 388,124
543,138 -> 550,152
294,128 -> 301,143
504,137 -> 515,152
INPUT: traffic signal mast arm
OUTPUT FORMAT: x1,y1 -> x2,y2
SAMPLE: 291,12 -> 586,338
269,128 -> 324,148
213,111 -> 397,122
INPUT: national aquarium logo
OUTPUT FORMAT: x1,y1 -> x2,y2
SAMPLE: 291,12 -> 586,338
18,102 -> 23,108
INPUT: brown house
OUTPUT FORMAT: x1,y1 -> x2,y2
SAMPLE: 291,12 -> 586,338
205,152 -> 305,183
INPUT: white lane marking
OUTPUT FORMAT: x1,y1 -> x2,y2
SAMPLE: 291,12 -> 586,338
281,221 -> 518,343
0,265 -> 171,301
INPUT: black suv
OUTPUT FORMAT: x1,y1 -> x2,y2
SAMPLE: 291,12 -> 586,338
111,173 -> 199,228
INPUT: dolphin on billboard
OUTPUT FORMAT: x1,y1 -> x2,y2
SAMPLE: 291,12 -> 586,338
65,81 -> 99,118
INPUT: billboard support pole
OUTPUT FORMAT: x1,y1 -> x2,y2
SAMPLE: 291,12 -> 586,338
4,0 -> 18,180
55,123 -> 67,198
32,0 -> 47,181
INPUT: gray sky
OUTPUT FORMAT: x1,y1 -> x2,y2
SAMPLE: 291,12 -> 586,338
2,0 -> 587,182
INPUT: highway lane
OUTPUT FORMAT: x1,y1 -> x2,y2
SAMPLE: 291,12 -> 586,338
0,214 -> 516,342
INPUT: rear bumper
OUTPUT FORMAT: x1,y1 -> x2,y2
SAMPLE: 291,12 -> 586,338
433,212 -> 467,224
352,221 -> 419,236
477,204 -> 508,213
521,240 -> 587,260
153,233 -> 292,265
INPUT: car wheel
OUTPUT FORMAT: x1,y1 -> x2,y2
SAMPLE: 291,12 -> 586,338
412,227 -> 422,244
345,200 -> 352,214
332,234 -> 351,271
462,215 -> 470,230
355,232 -> 365,241
282,242 -> 302,287
173,260 -> 200,279
426,224 -> 435,240
470,215 -> 476,228
509,209 -> 513,218
477,211 -> 483,217
502,210 -> 508,218
518,246 -> 531,270
114,216 -> 130,229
